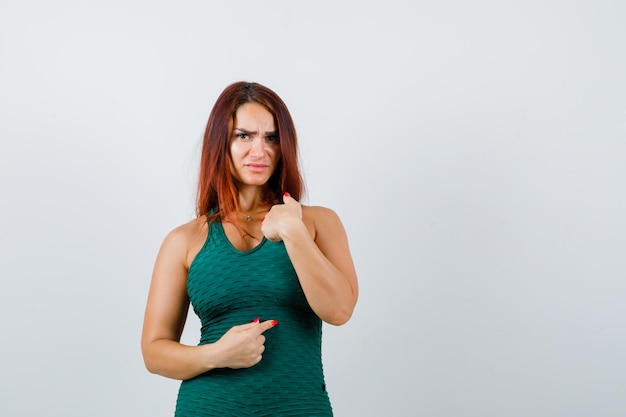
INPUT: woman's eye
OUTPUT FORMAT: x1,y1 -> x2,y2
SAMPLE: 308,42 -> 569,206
266,135 -> 278,142
236,133 -> 249,140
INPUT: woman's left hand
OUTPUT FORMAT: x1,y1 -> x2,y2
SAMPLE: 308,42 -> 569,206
261,193 -> 302,242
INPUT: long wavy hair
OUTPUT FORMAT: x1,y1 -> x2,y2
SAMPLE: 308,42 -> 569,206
196,82 -> 304,221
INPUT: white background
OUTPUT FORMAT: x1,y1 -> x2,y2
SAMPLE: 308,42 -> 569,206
1,1 -> 625,416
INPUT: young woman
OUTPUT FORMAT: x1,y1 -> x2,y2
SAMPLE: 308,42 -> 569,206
141,82 -> 358,416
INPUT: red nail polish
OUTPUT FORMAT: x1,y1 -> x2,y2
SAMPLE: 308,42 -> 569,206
271,320 -> 279,327
252,318 -> 260,324
284,192 -> 290,197
261,216 -> 265,221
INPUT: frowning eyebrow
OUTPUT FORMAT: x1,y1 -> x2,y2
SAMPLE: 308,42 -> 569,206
234,128 -> 277,136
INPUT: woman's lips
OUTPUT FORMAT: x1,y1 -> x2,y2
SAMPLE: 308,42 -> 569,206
245,163 -> 269,172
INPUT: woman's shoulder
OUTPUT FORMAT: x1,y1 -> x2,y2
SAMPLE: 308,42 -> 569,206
302,204 -> 340,219
165,216 -> 208,240
160,216 -> 209,265
302,205 -> 344,232
302,204 -> 350,246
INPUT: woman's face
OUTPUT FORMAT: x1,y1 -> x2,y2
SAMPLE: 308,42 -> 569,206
229,102 -> 281,187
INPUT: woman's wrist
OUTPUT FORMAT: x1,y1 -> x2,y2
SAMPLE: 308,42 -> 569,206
279,216 -> 308,242
200,343 -> 221,371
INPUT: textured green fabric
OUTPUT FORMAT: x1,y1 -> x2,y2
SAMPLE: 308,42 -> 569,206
174,220 -> 332,416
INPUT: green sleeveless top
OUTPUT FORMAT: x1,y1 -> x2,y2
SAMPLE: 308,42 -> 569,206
174,220 -> 333,416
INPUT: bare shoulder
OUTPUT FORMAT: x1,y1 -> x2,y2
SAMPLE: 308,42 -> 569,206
303,204 -> 338,217
162,216 -> 205,245
160,216 -> 209,268
303,205 -> 342,222
302,205 -> 346,238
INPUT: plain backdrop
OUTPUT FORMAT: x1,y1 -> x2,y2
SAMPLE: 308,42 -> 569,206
1,1 -> 625,416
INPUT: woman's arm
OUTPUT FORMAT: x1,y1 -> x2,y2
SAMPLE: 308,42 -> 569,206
141,222 -> 276,380
262,194 -> 359,325
141,225 -> 215,380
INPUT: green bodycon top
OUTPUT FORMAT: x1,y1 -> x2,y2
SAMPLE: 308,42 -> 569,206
174,220 -> 333,416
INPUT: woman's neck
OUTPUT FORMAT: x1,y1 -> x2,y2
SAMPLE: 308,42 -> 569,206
236,186 -> 268,212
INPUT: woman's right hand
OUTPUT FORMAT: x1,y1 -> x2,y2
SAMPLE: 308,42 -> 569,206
213,319 -> 278,369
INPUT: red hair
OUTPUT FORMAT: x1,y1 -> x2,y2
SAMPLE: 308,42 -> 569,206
196,82 -> 304,220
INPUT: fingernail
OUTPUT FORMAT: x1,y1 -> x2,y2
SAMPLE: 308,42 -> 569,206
284,192 -> 290,197
261,215 -> 265,222
271,320 -> 279,327
252,318 -> 260,324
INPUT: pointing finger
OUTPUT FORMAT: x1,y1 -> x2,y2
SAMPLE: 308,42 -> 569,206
237,318 -> 261,331
253,319 -> 279,335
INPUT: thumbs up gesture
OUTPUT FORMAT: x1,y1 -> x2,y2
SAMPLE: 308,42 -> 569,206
261,192 -> 303,242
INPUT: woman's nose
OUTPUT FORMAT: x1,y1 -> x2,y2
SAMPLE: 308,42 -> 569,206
249,138 -> 266,156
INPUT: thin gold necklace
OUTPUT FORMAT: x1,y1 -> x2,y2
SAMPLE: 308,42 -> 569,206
239,211 -> 254,222
239,205 -> 268,222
